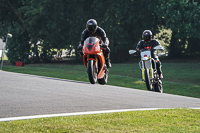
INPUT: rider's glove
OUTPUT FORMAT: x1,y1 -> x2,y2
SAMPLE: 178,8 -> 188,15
78,51 -> 83,57
133,49 -> 139,56
77,44 -> 83,51
101,42 -> 108,48
77,44 -> 83,57
160,48 -> 165,52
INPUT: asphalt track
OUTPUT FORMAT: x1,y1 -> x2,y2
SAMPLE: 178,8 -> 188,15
0,71 -> 200,121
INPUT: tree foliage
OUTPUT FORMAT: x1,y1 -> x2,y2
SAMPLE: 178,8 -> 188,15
155,0 -> 200,57
0,0 -> 199,64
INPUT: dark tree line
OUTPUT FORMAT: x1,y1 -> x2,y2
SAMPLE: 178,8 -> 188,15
0,0 -> 199,64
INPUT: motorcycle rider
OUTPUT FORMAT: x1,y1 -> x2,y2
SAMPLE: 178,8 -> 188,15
135,30 -> 164,79
77,19 -> 111,68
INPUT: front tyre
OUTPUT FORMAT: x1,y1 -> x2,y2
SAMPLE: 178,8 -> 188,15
145,69 -> 153,91
88,60 -> 97,84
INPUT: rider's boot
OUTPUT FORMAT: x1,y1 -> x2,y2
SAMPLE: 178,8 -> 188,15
103,47 -> 111,68
104,53 -> 111,68
156,60 -> 163,79
106,59 -> 112,68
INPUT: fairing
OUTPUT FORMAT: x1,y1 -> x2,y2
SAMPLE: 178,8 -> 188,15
83,37 -> 101,55
82,37 -> 105,79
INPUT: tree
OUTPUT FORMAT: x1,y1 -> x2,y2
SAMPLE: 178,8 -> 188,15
155,0 -> 200,57
0,0 -> 31,64
1,0 -> 199,64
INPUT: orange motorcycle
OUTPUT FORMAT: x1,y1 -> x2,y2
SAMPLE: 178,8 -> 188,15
82,37 -> 108,84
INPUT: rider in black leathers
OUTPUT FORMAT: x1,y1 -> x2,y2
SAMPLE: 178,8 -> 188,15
136,30 -> 164,78
77,19 -> 111,68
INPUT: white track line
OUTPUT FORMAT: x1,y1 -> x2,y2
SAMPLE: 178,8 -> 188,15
0,107 -> 199,122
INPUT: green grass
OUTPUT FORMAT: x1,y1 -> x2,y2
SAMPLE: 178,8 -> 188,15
2,62 -> 200,98
0,109 -> 199,132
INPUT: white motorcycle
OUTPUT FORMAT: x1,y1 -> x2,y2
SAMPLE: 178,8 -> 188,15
129,45 -> 167,93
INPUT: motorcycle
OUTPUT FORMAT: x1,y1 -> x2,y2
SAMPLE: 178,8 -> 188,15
82,37 -> 108,85
129,45 -> 167,93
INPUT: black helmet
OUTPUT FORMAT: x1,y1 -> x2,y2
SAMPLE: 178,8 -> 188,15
142,30 -> 152,42
86,19 -> 97,33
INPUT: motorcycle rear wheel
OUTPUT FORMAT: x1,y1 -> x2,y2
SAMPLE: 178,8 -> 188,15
154,80 -> 163,93
88,60 -> 97,84
145,69 -> 153,91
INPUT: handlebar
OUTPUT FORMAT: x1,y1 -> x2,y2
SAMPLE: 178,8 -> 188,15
158,52 -> 168,57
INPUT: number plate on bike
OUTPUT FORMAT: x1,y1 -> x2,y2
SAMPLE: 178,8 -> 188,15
141,51 -> 151,60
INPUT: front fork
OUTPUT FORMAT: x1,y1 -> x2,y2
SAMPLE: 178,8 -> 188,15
141,62 -> 145,81
141,60 -> 153,81
87,55 -> 98,72
149,66 -> 153,79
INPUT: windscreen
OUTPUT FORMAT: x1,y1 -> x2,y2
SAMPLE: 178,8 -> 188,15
85,37 -> 99,50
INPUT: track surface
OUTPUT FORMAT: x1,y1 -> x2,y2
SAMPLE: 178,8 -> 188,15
0,71 -> 200,118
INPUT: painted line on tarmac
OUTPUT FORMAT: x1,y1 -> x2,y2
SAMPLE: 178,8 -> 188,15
0,107 -> 199,122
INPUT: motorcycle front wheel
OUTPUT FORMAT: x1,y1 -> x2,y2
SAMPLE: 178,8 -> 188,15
88,60 -> 97,84
145,69 -> 153,91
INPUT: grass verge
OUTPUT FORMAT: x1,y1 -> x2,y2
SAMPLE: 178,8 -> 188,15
0,109 -> 199,132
